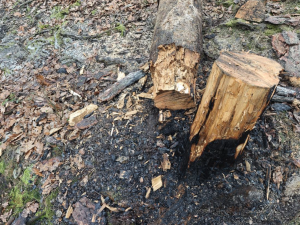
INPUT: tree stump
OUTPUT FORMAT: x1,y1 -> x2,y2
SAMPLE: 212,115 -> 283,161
189,51 -> 283,164
150,0 -> 203,110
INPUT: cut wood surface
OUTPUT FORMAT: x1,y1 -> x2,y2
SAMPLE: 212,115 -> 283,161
150,0 -> 203,110
189,51 -> 283,164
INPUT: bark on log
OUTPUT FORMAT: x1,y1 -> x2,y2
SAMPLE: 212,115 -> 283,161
98,70 -> 145,102
150,0 -> 203,110
189,51 -> 283,164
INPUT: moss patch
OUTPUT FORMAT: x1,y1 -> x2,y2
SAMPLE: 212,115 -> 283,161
0,161 -> 5,174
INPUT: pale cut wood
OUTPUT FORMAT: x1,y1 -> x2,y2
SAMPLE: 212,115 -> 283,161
189,51 -> 283,164
152,175 -> 163,191
150,0 -> 203,110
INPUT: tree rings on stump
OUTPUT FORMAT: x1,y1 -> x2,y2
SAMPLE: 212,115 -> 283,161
189,51 -> 283,164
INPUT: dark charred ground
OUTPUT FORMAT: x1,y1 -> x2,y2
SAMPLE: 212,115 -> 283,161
1,0 -> 300,224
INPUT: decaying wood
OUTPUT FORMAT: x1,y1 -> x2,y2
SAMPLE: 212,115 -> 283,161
235,0 -> 266,22
189,51 -> 283,164
98,70 -> 145,102
272,95 -> 295,103
276,86 -> 296,96
150,0 -> 202,110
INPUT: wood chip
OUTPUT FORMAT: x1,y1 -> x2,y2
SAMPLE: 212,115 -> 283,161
245,160 -> 251,172
137,93 -> 153,99
152,175 -> 163,191
69,104 -> 98,126
145,187 -> 151,199
161,153 -> 171,171
65,205 -> 73,218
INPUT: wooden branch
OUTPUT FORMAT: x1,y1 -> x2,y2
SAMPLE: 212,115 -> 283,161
149,0 -> 203,110
189,51 -> 283,165
98,70 -> 146,102
275,86 -> 296,96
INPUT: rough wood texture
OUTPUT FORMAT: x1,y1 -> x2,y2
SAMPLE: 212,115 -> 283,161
189,51 -> 283,164
98,70 -> 145,102
235,0 -> 266,22
150,0 -> 202,110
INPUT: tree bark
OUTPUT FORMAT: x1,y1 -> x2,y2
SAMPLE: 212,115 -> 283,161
189,51 -> 283,165
150,0 -> 203,110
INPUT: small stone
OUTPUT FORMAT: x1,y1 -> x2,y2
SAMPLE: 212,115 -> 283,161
138,155 -> 143,161
116,156 -> 129,164
56,210 -> 63,218
282,31 -> 299,45
284,175 -> 300,196
57,68 -> 68,74
119,170 -> 131,179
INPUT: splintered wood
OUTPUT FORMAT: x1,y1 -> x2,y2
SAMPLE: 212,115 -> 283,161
150,0 -> 203,110
189,51 -> 283,165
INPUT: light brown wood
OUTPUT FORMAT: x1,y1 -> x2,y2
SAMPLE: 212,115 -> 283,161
150,0 -> 202,110
189,51 -> 283,164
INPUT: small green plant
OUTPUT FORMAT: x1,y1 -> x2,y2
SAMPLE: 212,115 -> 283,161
91,9 -> 97,15
115,23 -> 126,36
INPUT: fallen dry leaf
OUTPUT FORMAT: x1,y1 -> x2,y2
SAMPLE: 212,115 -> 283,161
36,157 -> 62,172
292,158 -> 300,168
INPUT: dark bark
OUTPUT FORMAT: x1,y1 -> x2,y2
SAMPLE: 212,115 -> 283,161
98,70 -> 145,102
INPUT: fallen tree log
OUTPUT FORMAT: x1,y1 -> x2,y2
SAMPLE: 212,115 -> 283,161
189,51 -> 283,165
150,0 -> 203,110
98,70 -> 145,102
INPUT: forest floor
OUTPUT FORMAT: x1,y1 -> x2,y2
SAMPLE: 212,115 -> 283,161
1,0 -> 300,224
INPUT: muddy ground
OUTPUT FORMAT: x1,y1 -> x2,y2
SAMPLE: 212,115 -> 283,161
0,0 -> 300,224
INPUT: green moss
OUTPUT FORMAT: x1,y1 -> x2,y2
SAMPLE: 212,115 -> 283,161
38,23 -> 50,31
115,23 -> 126,36
225,18 -> 247,27
217,0 -> 234,7
264,24 -> 282,36
21,167 -> 35,185
9,186 -> 40,215
52,146 -> 63,157
51,6 -> 69,20
35,188 -> 59,224
0,161 -> 5,174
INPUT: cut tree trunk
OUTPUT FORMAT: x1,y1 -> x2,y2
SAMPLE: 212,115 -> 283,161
189,51 -> 283,165
150,0 -> 203,110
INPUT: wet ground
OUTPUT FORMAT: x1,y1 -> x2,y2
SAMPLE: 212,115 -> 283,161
1,0 -> 300,224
